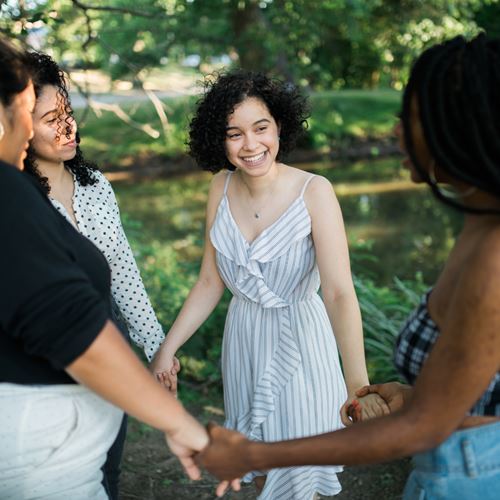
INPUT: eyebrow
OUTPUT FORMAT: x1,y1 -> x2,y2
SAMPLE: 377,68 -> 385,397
41,108 -> 58,119
226,118 -> 271,131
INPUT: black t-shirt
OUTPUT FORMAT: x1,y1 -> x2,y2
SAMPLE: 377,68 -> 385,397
0,161 -> 111,384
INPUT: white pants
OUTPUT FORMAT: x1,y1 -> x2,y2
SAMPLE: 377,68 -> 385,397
0,383 -> 123,499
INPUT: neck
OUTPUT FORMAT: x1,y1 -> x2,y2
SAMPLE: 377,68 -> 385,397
238,163 -> 280,197
35,159 -> 69,190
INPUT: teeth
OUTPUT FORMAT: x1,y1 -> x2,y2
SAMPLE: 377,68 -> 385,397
242,152 -> 265,163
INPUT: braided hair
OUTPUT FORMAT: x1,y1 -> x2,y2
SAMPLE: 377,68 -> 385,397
23,51 -> 98,194
402,34 -> 500,214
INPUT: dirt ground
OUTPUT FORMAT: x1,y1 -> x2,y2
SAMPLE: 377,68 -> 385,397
120,406 -> 411,500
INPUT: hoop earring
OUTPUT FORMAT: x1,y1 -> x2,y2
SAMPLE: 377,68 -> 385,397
0,121 -> 4,142
428,160 -> 477,199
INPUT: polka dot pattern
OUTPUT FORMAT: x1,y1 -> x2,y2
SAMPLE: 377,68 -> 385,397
50,171 -> 164,361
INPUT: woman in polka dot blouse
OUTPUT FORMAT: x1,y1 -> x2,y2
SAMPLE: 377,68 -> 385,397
22,51 -> 170,499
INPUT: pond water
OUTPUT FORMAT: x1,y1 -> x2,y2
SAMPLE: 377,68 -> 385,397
114,157 -> 463,286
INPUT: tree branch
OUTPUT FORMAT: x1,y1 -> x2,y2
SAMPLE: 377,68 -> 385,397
71,0 -> 159,19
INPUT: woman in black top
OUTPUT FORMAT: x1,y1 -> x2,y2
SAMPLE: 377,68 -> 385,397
0,35 -> 214,499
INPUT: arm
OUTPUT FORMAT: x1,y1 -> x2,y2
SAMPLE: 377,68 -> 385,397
199,240 -> 500,479
103,175 -> 165,361
66,320 -> 208,479
305,177 -> 384,420
150,173 -> 227,374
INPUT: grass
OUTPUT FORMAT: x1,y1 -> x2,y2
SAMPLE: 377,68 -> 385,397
77,89 -> 401,167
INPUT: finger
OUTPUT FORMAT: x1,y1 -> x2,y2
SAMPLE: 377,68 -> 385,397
216,480 -> 230,497
170,375 -> 178,393
340,404 -> 352,426
231,478 -> 241,491
180,456 -> 201,481
355,386 -> 370,397
173,357 -> 181,374
206,421 -> 218,435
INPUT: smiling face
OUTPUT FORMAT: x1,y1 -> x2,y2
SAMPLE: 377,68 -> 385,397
224,97 -> 280,176
30,85 -> 77,166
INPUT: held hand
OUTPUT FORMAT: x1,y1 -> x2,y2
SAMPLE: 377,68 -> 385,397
150,350 -> 181,394
355,382 -> 412,415
197,422 -> 250,487
351,393 -> 390,422
165,414 -> 209,481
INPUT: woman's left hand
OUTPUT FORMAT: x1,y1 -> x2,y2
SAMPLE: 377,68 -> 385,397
150,350 -> 181,394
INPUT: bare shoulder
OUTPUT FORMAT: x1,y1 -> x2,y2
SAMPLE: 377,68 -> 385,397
303,174 -> 336,206
208,170 -> 229,200
206,171 -> 229,221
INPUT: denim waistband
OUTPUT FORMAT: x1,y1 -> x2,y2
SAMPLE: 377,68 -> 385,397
412,421 -> 500,478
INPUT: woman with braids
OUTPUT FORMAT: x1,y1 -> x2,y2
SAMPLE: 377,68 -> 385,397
0,36 -> 209,499
22,51 -> 171,499
152,70 -> 387,499
198,34 -> 500,499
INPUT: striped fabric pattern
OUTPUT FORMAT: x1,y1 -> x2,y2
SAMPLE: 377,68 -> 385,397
394,290 -> 500,416
210,172 -> 347,499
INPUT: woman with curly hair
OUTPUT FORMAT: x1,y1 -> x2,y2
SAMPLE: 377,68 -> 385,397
152,71 -> 387,499
23,51 -> 170,500
199,34 -> 500,500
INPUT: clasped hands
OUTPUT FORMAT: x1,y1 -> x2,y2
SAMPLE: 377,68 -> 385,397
196,381 -> 413,493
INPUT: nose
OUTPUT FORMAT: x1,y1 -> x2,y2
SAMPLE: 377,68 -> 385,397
242,133 -> 258,151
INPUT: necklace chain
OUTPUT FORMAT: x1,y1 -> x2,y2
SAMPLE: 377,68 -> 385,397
240,169 -> 280,219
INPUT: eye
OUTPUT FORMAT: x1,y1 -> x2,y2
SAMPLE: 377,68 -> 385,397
227,132 -> 241,139
256,126 -> 268,133
47,118 -> 57,124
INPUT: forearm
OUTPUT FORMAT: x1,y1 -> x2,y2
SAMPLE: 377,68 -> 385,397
67,320 -> 192,433
249,409 -> 438,470
325,290 -> 369,392
160,278 -> 225,356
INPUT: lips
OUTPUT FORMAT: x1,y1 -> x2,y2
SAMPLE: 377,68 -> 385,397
64,140 -> 77,148
240,151 -> 266,166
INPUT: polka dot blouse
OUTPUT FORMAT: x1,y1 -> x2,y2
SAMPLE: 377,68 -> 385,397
50,170 -> 164,361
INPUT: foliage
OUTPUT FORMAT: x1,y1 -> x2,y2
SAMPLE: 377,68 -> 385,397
1,0 -> 499,90
354,274 -> 427,382
77,90 -> 401,166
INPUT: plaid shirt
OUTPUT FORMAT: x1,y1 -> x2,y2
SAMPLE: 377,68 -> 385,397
394,291 -> 500,416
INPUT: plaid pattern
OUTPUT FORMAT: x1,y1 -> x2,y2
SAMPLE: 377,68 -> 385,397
395,291 -> 500,416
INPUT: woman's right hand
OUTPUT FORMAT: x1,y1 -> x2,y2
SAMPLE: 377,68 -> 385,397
165,412 -> 209,480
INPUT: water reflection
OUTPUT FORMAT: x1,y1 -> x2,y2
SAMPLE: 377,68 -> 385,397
113,158 -> 463,286
309,158 -> 463,284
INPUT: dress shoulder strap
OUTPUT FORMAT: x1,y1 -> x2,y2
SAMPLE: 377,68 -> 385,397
223,170 -> 233,196
300,174 -> 316,197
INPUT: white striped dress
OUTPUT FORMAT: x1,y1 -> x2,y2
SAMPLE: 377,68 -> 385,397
210,172 -> 347,499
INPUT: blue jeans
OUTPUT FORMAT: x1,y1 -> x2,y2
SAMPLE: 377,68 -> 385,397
403,421 -> 500,499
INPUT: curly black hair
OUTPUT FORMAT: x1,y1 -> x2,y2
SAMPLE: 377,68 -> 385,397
188,70 -> 309,172
23,51 -> 98,194
402,34 -> 500,214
